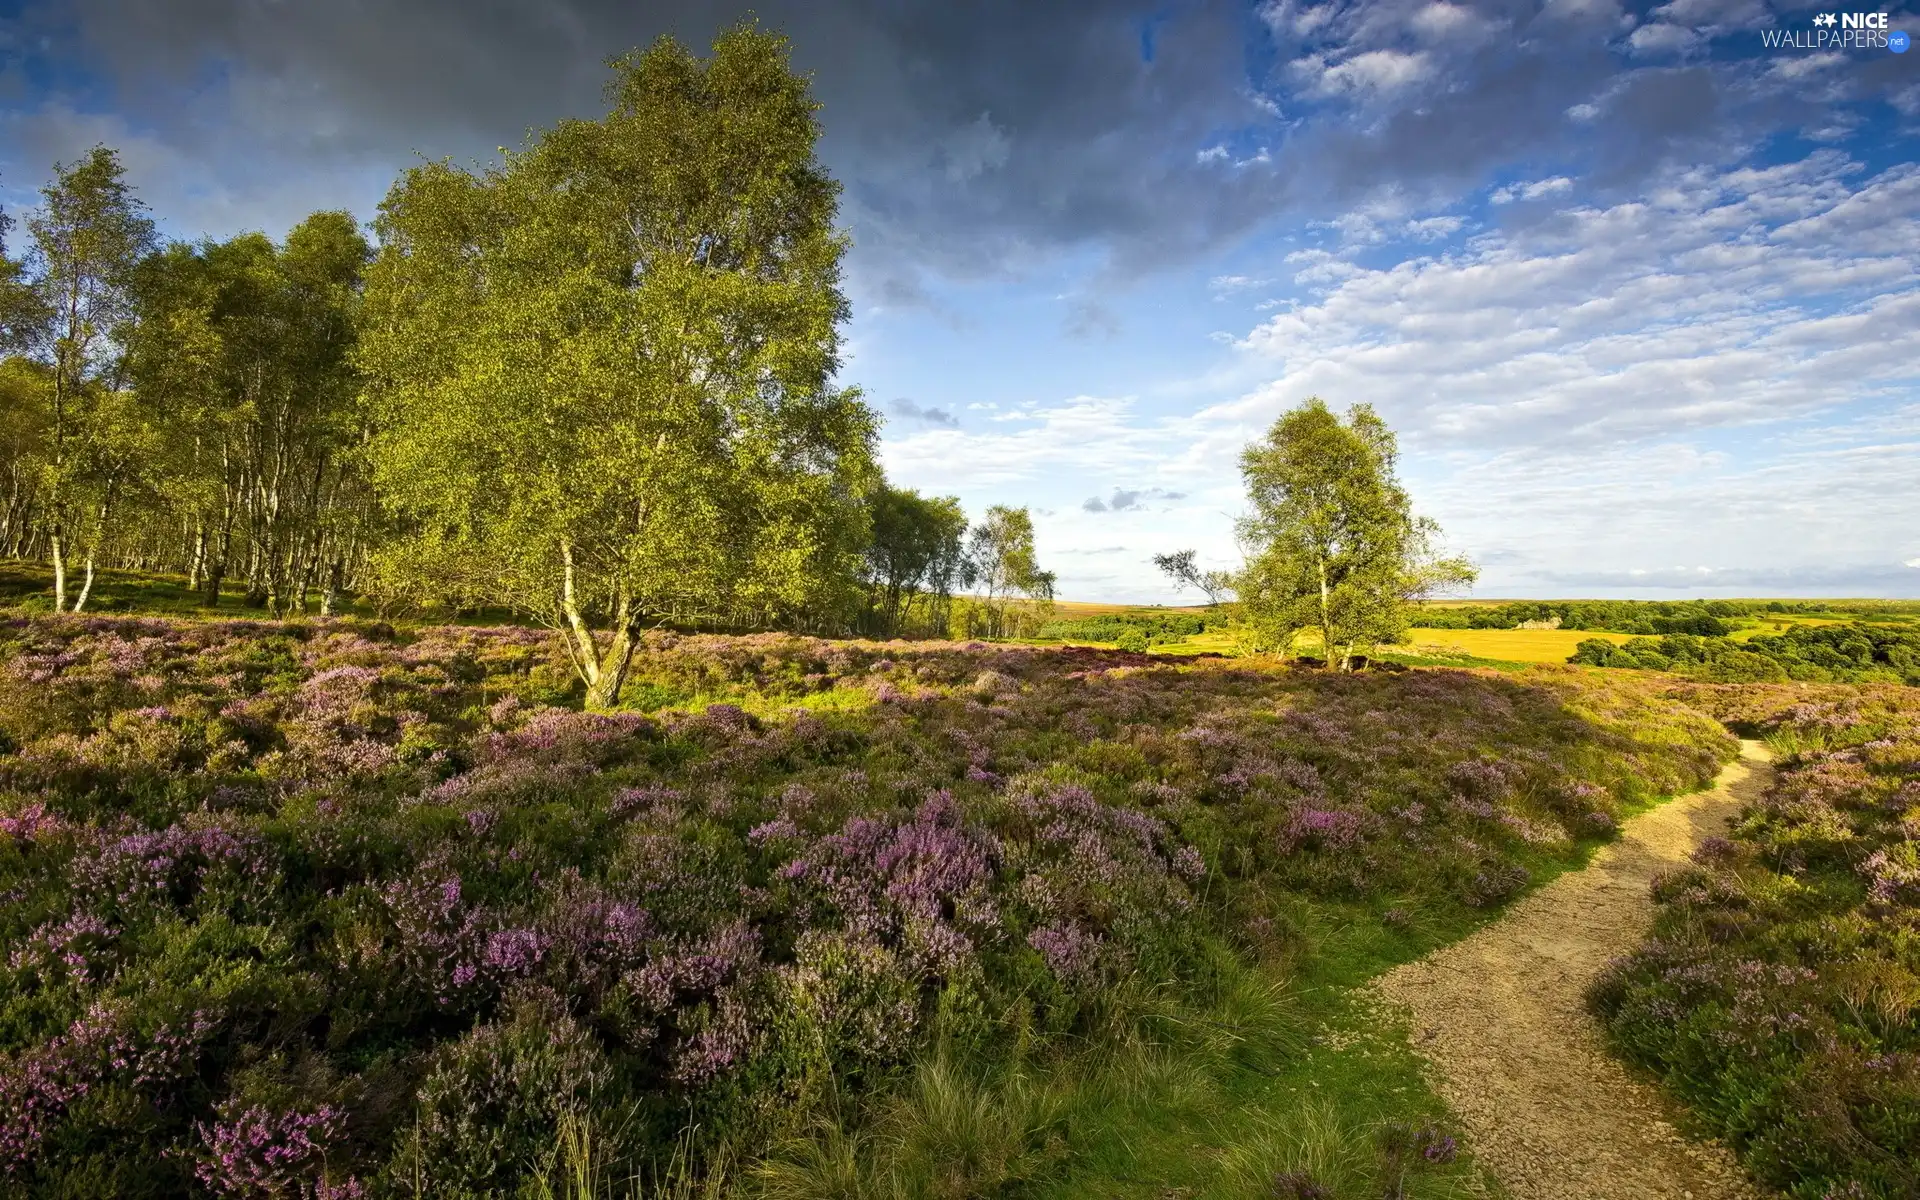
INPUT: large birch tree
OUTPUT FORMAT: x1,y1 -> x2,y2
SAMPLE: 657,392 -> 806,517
23,147 -> 157,611
359,24 -> 877,708
1235,398 -> 1475,668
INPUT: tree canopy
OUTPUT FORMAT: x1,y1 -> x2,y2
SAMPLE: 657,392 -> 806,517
965,505 -> 1056,639
861,484 -> 970,635
359,24 -> 879,707
1233,398 -> 1474,667
0,25 -> 1058,705
21,147 -> 158,611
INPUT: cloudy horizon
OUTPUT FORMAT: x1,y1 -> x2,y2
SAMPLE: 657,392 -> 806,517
2,0 -> 1915,601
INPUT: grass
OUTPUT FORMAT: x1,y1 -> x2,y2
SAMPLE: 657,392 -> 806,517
743,763 -> 1725,1200
745,925 -> 1499,1200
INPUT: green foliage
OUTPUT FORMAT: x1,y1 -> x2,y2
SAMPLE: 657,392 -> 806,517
358,24 -> 878,705
1593,687 -> 1920,1199
1568,622 -> 1920,685
396,988 -> 621,1195
1235,399 -> 1474,668
858,486 -> 968,638
962,506 -> 1055,640
17,145 -> 159,612
1422,599 -> 1746,635
122,212 -> 373,616
1035,610 -> 1213,647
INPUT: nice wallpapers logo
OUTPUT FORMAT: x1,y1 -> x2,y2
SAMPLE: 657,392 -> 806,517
1761,11 -> 1911,51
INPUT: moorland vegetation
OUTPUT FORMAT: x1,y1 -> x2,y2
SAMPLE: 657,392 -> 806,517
0,14 -> 1914,1200
1594,684 -> 1920,1198
0,26 -> 1057,695
0,611 -> 1732,1195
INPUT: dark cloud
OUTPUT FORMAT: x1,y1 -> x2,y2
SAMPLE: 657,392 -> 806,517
1083,486 -> 1185,513
888,398 -> 958,428
0,0 -> 1864,288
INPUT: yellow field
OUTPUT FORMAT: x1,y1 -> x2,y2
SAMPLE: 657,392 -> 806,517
1131,625 -> 1631,664
1397,627 -> 1631,663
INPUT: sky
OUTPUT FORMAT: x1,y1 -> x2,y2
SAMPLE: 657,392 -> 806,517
1,0 -> 1916,602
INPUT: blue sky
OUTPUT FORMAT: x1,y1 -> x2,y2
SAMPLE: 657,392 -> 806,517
2,0 -> 1916,601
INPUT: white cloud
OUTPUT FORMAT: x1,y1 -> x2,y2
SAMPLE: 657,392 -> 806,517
1410,2 -> 1492,40
1649,0 -> 1770,29
1490,176 -> 1574,205
1405,215 -> 1465,240
1291,49 -> 1434,99
1768,51 -> 1845,81
1626,23 -> 1701,56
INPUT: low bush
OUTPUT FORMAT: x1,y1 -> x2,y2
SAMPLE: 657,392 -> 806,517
1570,624 -> 1920,686
1592,684 -> 1920,1199
0,613 -> 1731,1193
1034,610 -> 1213,646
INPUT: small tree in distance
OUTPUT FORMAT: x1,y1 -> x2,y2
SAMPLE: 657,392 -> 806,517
1232,397 -> 1475,669
964,505 -> 1055,639
1152,548 -> 1235,606
861,484 -> 969,635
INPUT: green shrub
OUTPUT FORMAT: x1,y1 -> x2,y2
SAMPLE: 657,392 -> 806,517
1594,687 -> 1920,1198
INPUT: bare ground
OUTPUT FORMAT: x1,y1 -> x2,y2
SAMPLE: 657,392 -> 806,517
1374,741 -> 1776,1200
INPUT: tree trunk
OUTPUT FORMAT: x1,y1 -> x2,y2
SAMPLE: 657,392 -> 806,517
320,558 -> 343,617
187,523 -> 206,591
73,554 -> 97,613
583,626 -> 638,711
51,528 -> 68,613
72,487 -> 115,615
558,541 -> 644,711
1317,554 -> 1334,669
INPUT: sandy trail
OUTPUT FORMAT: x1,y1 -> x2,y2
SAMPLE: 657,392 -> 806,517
1375,740 -> 1776,1200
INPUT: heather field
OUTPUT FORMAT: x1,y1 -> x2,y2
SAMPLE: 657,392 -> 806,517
0,612 -> 1737,1197
1593,684 -> 1920,1199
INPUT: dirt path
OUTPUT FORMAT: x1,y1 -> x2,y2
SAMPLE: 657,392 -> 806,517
1374,740 -> 1776,1200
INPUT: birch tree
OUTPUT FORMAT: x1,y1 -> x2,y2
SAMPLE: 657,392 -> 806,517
862,486 -> 969,635
122,214 -> 371,614
360,24 -> 877,708
1235,398 -> 1475,668
24,147 -> 157,610
965,505 -> 1055,639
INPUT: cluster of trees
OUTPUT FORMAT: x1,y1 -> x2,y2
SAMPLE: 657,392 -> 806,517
1035,610 -> 1214,650
1571,623 -> 1920,686
0,26 -> 1055,704
861,493 -> 1056,642
1,150 -> 374,617
1157,398 -> 1477,669
1415,599 -> 1748,636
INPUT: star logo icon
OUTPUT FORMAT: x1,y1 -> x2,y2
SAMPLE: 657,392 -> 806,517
1813,12 -> 1837,25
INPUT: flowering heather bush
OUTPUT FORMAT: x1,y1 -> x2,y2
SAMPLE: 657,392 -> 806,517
1593,684 -> 1920,1199
0,613 -> 1730,1193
